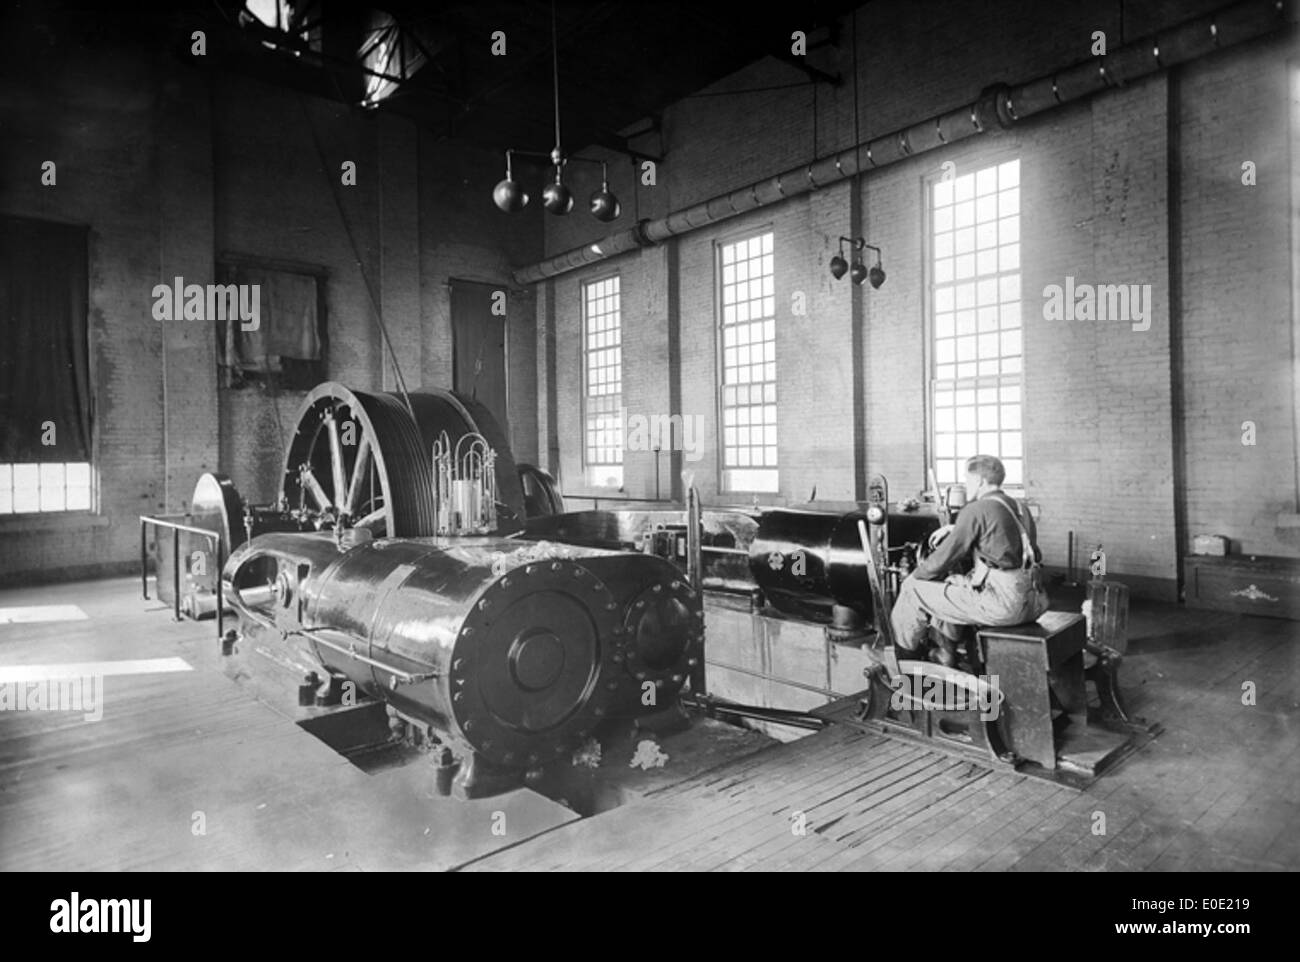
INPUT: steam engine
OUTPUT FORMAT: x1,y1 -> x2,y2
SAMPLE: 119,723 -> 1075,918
198,382 -> 699,797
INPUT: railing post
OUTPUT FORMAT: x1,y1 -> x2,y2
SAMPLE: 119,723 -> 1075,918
140,518 -> 149,600
215,534 -> 224,642
172,527 -> 181,622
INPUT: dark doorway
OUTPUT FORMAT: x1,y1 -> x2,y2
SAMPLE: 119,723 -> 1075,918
449,279 -> 508,439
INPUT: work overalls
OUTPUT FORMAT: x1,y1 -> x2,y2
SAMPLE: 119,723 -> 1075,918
891,495 -> 1050,652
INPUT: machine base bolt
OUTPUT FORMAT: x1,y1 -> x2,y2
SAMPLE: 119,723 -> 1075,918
433,747 -> 459,796
298,671 -> 320,707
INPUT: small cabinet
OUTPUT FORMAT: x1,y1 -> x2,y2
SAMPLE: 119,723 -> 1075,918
1183,555 -> 1300,621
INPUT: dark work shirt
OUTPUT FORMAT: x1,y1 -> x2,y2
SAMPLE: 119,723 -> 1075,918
913,490 -> 1041,581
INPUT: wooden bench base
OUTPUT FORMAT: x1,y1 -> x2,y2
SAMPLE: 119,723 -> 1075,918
975,613 -> 1086,770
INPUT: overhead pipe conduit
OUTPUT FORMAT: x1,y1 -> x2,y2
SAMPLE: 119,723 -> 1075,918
513,0 -> 1289,285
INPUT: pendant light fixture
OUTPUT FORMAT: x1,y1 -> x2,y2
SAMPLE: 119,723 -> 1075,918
493,150 -> 529,212
832,236 -> 886,288
829,10 -> 885,290
491,2 -> 620,221
589,161 -> 621,222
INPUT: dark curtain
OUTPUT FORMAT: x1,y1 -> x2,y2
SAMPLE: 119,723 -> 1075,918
216,263 -> 324,391
451,279 -> 508,438
228,265 -> 321,370
0,215 -> 91,462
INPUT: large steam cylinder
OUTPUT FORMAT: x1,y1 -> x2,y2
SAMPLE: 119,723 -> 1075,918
749,506 -> 941,622
226,535 -> 702,770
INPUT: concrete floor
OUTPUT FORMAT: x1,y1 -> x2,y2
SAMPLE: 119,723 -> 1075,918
0,578 -> 580,870
1,576 -> 1296,871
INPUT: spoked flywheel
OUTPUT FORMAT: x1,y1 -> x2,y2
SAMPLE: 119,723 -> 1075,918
281,383 -> 439,537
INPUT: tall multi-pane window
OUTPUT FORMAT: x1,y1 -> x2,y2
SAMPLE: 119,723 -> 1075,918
582,275 -> 623,488
930,159 -> 1023,489
719,231 -> 777,493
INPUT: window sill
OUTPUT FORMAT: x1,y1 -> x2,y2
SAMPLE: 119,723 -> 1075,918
0,512 -> 112,534
565,488 -> 630,501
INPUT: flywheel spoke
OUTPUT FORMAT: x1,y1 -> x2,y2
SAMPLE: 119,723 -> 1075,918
354,506 -> 386,530
326,412 -> 347,508
299,464 -> 333,512
344,433 -> 373,518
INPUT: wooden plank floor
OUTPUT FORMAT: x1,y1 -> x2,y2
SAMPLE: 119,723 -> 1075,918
2,579 -> 1296,871
464,598 -> 1300,871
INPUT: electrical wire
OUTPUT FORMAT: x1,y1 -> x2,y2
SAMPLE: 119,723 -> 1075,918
551,0 -> 561,155
297,93 -> 414,418
852,8 -> 860,169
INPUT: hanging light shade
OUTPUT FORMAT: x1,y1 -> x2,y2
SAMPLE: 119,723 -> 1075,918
542,166 -> 574,214
493,152 -> 529,212
589,162 -> 621,222
589,188 -> 620,221
830,236 -> 886,289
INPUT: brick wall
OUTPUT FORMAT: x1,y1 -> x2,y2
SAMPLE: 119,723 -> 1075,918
1,41 -> 179,582
1178,37 -> 1299,559
415,129 -> 542,463
0,28 -> 541,581
533,0 -> 1300,600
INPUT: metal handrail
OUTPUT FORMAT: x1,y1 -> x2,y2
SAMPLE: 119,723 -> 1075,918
139,515 -> 225,640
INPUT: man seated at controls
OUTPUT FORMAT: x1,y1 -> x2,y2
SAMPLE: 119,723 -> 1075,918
891,455 -> 1049,666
